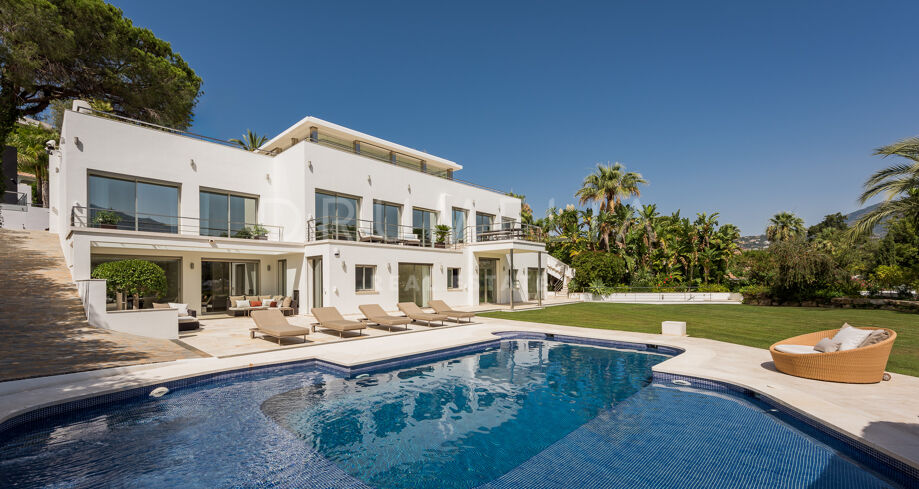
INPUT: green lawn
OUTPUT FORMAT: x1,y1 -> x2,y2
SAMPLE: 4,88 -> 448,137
481,303 -> 919,377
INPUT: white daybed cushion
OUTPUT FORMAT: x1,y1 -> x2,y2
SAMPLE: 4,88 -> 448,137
774,344 -> 820,355
831,324 -> 872,351
178,316 -> 197,323
168,302 -> 189,316
235,300 -> 250,309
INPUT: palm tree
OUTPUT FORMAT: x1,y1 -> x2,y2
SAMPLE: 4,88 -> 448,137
7,123 -> 58,207
766,212 -> 805,242
575,162 -> 647,249
638,204 -> 660,270
849,136 -> 919,237
229,129 -> 268,151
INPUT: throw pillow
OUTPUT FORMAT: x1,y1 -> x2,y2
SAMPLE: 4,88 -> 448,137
229,295 -> 245,305
831,324 -> 872,351
235,300 -> 250,309
858,329 -> 890,348
168,302 -> 189,316
251,300 -> 262,307
813,338 -> 842,353
282,296 -> 292,308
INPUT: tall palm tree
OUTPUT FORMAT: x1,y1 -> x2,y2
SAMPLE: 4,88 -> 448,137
575,162 -> 646,249
638,204 -> 660,270
849,136 -> 919,237
766,212 -> 805,242
7,123 -> 57,207
229,129 -> 268,151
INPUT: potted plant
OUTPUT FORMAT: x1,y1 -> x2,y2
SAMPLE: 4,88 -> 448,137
251,224 -> 269,240
92,210 -> 121,229
434,224 -> 451,248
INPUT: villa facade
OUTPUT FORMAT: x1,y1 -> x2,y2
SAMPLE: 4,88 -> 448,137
47,102 -> 547,335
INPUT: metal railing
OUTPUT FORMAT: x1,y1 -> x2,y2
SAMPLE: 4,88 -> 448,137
306,219 -> 546,247
1,191 -> 30,209
74,106 -> 276,155
307,217 -> 458,248
71,205 -> 284,241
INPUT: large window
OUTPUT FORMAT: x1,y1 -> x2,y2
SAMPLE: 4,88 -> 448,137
452,208 -> 467,243
199,190 -> 257,238
373,201 -> 401,241
412,208 -> 437,247
91,254 -> 181,309
398,263 -> 432,306
355,265 -> 375,292
315,191 -> 360,240
88,174 -> 178,233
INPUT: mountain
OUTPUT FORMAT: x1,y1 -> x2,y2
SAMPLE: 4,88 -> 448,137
843,203 -> 888,236
737,234 -> 769,250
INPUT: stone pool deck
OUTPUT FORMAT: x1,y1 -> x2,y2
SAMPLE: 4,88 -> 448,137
1,317 -> 917,474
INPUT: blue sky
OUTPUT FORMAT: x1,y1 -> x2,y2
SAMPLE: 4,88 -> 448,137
109,0 -> 919,234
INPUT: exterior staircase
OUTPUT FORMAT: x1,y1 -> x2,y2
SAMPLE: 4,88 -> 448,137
0,229 -> 200,382
545,254 -> 575,296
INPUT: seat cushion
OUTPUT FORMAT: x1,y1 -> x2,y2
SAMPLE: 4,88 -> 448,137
774,344 -> 819,354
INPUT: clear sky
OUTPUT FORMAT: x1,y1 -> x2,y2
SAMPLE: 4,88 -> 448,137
108,0 -> 919,235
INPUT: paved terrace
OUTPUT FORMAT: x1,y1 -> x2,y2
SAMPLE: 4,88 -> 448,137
0,230 -> 201,382
1,317 -> 916,475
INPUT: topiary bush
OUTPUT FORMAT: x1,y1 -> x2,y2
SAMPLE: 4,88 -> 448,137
91,259 -> 167,309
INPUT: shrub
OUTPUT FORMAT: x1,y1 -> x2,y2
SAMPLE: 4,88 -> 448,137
91,259 -> 167,309
697,283 -> 729,292
767,240 -> 840,301
568,252 -> 627,292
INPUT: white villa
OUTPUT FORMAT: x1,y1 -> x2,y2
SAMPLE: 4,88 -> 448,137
45,102 -> 554,338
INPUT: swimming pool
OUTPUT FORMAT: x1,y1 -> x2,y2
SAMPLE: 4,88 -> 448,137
0,334 -> 912,488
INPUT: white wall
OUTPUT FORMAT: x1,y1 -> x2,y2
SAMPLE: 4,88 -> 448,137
0,205 -> 48,230
76,279 -> 179,339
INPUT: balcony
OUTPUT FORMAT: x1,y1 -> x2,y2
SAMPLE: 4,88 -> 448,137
306,218 -> 545,247
71,205 -> 284,241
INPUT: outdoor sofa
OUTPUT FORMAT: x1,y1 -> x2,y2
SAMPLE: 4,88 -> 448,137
228,295 -> 296,316
152,302 -> 199,331
358,304 -> 412,331
769,324 -> 896,383
250,309 -> 310,345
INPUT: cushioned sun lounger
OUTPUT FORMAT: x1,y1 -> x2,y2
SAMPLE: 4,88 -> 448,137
358,304 -> 412,331
311,307 -> 366,337
250,309 -> 310,345
397,302 -> 447,327
428,300 -> 476,323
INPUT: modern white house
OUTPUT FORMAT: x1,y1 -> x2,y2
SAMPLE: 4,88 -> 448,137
46,102 -> 548,337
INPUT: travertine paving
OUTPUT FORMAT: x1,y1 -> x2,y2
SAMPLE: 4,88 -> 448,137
0,230 -> 202,381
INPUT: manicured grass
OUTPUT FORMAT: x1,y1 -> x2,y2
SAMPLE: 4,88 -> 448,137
481,303 -> 919,377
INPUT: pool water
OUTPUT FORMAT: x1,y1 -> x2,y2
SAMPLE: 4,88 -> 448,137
0,339 -> 905,488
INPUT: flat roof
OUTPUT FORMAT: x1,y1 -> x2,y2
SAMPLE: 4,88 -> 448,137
261,116 -> 462,171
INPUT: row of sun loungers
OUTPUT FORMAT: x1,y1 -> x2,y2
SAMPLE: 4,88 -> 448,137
249,301 -> 476,343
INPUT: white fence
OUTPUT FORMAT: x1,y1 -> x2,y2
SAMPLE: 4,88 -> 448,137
584,292 -> 742,303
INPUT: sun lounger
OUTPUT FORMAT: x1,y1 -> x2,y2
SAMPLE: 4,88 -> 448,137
311,307 -> 366,337
397,302 -> 447,326
428,300 -> 476,323
250,309 -> 310,345
359,304 -> 412,331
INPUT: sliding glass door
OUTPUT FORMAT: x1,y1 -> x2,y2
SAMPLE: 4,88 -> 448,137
452,208 -> 467,243
201,260 -> 259,314
373,201 -> 401,240
479,258 -> 497,304
91,254 -> 181,310
315,191 -> 360,240
398,263 -> 432,307
200,190 -> 257,238
412,208 -> 436,247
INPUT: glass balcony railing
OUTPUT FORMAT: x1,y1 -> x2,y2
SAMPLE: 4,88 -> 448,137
306,218 -> 546,246
71,205 -> 284,241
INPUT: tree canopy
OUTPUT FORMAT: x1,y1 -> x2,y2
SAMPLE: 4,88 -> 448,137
91,259 -> 167,309
0,0 -> 202,148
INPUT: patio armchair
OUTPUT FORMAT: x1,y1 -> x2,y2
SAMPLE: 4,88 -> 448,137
358,304 -> 412,331
153,302 -> 199,331
397,302 -> 447,327
428,300 -> 475,323
769,327 -> 896,383
250,309 -> 310,345
311,307 -> 366,337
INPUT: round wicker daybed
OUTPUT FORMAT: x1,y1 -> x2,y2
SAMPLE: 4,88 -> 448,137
769,327 -> 897,384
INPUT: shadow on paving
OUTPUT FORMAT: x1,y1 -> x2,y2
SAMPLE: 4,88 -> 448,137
0,230 -> 201,382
